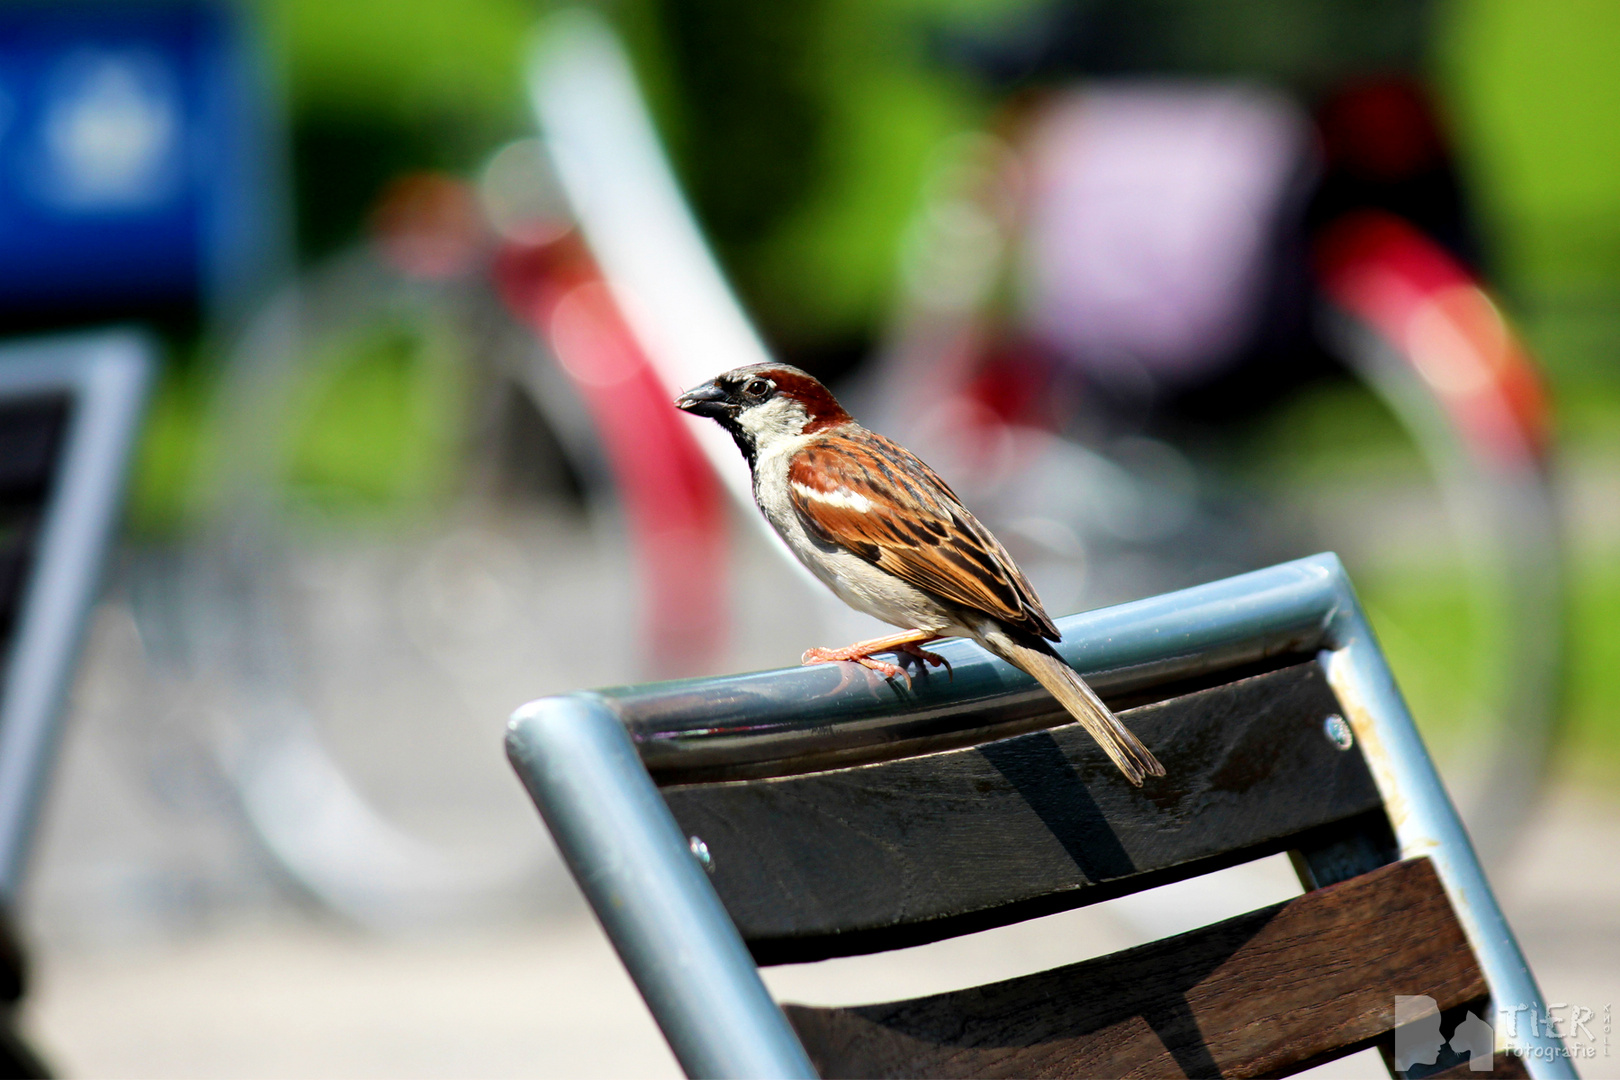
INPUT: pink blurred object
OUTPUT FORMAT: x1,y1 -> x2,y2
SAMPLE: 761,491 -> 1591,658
1315,211 -> 1549,466
1021,84 -> 1312,389
495,236 -> 729,676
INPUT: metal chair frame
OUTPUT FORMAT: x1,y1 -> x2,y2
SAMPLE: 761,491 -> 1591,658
506,552 -> 1572,1079
0,329 -> 155,900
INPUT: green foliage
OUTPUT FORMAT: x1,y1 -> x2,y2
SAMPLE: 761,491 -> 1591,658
626,0 -> 985,357
126,321 -> 466,533
1237,378 -> 1425,484
754,8 -> 980,344
1355,564 -> 1489,751
267,0 -> 534,122
261,0 -> 535,258
1439,0 -> 1620,290
280,324 -> 466,515
1434,0 -> 1620,778
128,365 -> 213,535
1566,557 -> 1620,773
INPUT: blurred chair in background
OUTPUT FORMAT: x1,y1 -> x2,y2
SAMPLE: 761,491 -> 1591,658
0,335 -> 156,1076
1,0 -> 588,935
0,0 -> 272,1058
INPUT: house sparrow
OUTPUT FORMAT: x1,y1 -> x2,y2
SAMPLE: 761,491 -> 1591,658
675,363 -> 1165,786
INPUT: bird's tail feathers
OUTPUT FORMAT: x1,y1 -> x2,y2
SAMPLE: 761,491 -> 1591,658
982,632 -> 1166,786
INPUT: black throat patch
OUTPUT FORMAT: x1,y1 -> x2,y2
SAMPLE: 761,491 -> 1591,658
715,414 -> 758,473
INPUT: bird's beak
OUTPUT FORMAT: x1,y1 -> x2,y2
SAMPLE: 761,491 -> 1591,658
675,380 -> 733,419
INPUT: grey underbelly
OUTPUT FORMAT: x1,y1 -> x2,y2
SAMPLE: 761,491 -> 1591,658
795,535 -> 959,634
756,459 -> 964,636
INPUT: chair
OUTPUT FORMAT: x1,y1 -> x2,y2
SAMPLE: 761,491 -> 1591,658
0,330 -> 155,1078
506,553 -> 1572,1079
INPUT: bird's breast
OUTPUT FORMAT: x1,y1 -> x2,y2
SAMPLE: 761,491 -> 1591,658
753,448 -> 956,634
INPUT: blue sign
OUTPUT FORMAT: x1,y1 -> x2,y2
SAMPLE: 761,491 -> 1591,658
0,3 -> 273,322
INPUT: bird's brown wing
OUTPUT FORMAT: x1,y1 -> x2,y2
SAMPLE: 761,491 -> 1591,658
788,428 -> 1060,642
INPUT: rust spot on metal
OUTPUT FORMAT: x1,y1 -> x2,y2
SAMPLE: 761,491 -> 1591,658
1323,650 -> 1431,856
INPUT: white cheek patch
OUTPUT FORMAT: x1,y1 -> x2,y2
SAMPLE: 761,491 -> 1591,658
792,481 -> 872,513
738,396 -> 812,443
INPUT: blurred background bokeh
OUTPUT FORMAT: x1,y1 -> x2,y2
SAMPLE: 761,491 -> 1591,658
2,0 -> 1618,1075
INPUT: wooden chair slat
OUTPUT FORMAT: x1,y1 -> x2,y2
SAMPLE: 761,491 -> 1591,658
664,663 -> 1388,963
784,857 -> 1486,1080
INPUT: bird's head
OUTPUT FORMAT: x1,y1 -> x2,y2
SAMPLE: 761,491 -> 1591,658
675,363 -> 851,466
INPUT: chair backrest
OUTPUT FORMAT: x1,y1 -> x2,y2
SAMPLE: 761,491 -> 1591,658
507,554 -> 1571,1080
0,331 -> 154,898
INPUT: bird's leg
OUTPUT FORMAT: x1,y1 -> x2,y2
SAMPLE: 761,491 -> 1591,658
802,629 -> 945,685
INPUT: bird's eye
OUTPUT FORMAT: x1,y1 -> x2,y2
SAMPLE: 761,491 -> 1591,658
743,377 -> 771,399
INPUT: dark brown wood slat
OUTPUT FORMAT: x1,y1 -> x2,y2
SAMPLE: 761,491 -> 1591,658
663,663 -> 1388,963
784,857 -> 1486,1080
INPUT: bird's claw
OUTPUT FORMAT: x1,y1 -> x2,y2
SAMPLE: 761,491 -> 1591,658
897,642 -> 952,680
802,643 -> 951,689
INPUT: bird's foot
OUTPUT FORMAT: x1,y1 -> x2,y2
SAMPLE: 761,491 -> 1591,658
896,641 -> 952,679
802,645 -> 909,683
801,630 -> 944,688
